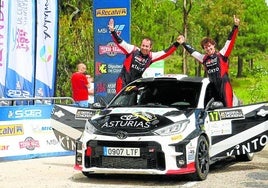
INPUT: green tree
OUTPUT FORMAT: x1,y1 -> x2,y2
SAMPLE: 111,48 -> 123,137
55,0 -> 268,103
236,0 -> 268,77
56,0 -> 93,97
131,0 -> 183,74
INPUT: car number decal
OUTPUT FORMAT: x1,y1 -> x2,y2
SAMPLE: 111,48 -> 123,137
208,111 -> 220,121
208,109 -> 244,121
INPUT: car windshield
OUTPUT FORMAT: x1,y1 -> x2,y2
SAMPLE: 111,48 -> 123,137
109,79 -> 202,109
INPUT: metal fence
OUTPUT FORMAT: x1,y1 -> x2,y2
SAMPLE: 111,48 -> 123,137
0,97 -> 74,106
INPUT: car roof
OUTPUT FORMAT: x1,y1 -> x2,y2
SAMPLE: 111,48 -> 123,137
137,74 -> 208,84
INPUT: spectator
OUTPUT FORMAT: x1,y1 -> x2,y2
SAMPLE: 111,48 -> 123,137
86,75 -> 94,105
71,63 -> 89,107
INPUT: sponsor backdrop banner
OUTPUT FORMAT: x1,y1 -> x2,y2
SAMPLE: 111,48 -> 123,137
0,105 -> 72,161
34,0 -> 59,97
0,0 -> 9,98
93,0 -> 131,103
142,60 -> 165,78
1,0 -> 58,99
5,0 -> 36,98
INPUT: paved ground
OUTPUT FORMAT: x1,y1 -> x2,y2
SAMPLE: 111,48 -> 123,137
0,146 -> 267,188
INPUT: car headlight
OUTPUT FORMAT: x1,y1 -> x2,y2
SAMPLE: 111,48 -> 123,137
154,119 -> 190,136
85,120 -> 97,134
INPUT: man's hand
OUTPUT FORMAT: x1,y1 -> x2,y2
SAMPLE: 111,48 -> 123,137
234,15 -> 240,26
108,18 -> 115,32
177,35 -> 185,44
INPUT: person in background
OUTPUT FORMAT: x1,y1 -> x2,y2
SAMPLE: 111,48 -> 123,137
71,63 -> 89,107
108,18 -> 181,94
177,15 -> 240,107
86,75 -> 94,105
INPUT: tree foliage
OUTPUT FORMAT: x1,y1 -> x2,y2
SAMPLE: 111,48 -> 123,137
56,0 -> 268,99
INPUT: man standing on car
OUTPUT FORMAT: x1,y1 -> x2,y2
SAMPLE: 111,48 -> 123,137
108,18 -> 181,94
177,15 -> 240,107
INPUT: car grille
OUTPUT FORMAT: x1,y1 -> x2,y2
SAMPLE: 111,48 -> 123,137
85,140 -> 165,170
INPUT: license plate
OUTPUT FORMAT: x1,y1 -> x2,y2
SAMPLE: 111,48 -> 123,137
103,147 -> 140,157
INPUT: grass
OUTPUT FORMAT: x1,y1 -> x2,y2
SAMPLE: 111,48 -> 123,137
232,76 -> 268,104
231,59 -> 268,105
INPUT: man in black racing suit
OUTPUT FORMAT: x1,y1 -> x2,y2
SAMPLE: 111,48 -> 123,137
108,18 -> 181,93
178,15 -> 240,107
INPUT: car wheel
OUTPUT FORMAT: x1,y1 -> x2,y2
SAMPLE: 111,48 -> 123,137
82,171 -> 90,178
235,153 -> 254,161
189,135 -> 210,181
82,172 -> 103,178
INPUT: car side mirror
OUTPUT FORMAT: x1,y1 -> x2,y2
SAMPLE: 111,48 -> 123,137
210,101 -> 224,109
91,102 -> 106,109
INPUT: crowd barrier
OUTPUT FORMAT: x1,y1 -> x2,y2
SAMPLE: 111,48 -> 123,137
0,97 -> 75,161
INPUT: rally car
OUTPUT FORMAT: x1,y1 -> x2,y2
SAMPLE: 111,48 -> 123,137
52,75 -> 268,181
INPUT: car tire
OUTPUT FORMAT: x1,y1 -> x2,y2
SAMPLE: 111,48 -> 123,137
189,135 -> 210,181
82,172 -> 104,178
82,171 -> 90,178
235,153 -> 254,161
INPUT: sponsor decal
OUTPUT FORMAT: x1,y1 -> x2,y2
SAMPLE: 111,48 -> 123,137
107,82 -> 116,94
257,108 -> 268,117
171,134 -> 183,141
101,113 -> 159,129
227,134 -> 268,156
133,112 -> 157,123
97,27 -> 108,34
46,139 -> 59,145
100,121 -> 149,129
112,107 -> 172,115
95,62 -> 122,75
96,82 -> 107,93
107,64 -> 122,74
7,87 -> 31,98
98,42 -> 123,56
114,24 -> 125,35
16,28 -> 30,51
219,109 -> 244,120
101,115 -> 150,129
0,145 -> 10,151
120,114 -> 138,121
210,121 -> 232,136
125,86 -> 137,92
19,137 -> 40,151
208,109 -> 244,121
8,109 -> 42,119
96,8 -> 127,17
39,45 -> 52,63
188,149 -> 195,161
96,62 -> 107,75
75,109 -> 96,120
54,110 -> 65,118
32,125 -> 52,133
0,124 -> 24,136
57,134 -> 76,151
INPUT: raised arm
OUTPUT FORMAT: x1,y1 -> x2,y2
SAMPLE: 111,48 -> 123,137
151,37 -> 180,62
108,18 -> 134,54
219,15 -> 240,57
178,35 -> 205,63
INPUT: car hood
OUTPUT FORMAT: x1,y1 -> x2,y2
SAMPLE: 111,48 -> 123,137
90,107 -> 189,134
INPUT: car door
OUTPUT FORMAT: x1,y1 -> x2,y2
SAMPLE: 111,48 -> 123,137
206,103 -> 268,158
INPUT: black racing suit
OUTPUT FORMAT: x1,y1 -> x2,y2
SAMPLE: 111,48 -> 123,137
181,25 -> 239,107
111,31 -> 180,93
